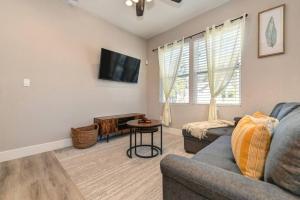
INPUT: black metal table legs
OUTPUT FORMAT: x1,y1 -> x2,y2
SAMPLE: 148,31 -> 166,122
127,127 -> 163,159
160,125 -> 163,155
128,128 -> 132,158
151,132 -> 154,157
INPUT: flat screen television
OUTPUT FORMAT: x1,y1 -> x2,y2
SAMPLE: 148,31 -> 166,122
99,48 -> 141,83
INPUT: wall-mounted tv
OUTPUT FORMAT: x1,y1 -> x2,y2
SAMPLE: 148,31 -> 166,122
99,48 -> 141,83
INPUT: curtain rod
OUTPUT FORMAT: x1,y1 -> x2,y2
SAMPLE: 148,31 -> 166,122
152,13 -> 248,52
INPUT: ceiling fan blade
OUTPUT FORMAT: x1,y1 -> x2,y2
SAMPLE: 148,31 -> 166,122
136,0 -> 145,16
171,0 -> 182,3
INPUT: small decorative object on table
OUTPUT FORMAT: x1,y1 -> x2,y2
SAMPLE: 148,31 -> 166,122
138,117 -> 152,124
71,124 -> 99,149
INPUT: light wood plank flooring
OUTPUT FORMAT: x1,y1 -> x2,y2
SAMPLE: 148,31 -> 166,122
55,131 -> 191,200
0,152 -> 84,200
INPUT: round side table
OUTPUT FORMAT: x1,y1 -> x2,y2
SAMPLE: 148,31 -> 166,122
126,120 -> 163,159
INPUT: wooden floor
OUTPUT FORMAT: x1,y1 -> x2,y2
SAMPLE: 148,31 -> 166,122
0,131 -> 190,200
55,131 -> 191,200
0,152 -> 84,200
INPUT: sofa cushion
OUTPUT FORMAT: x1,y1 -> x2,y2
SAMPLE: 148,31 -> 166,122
183,127 -> 234,154
264,107 -> 300,196
183,127 -> 233,143
192,136 -> 241,174
275,102 -> 300,120
207,127 -> 234,138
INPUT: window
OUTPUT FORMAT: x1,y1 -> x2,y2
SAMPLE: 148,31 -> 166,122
160,19 -> 242,105
193,34 -> 241,105
160,42 -> 190,103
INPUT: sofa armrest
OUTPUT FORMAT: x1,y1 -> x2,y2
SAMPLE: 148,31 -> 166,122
161,155 -> 298,200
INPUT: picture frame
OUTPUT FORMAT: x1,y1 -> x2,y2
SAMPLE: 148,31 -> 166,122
258,4 -> 285,58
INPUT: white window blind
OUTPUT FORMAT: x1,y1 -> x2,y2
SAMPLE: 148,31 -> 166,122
161,42 -> 190,103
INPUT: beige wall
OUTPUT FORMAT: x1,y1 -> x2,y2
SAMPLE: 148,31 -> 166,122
147,0 -> 300,129
1,0 -> 299,151
0,0 -> 147,151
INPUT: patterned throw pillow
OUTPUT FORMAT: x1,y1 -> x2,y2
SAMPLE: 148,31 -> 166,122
231,113 -> 278,179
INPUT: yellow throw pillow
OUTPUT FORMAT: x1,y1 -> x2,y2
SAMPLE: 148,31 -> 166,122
231,113 -> 274,179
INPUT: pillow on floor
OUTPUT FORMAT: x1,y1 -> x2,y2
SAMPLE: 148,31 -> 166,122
231,113 -> 278,179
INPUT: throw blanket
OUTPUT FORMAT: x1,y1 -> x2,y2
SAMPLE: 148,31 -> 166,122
183,120 -> 234,139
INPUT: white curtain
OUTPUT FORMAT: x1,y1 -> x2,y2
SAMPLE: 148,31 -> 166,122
158,40 -> 184,126
205,15 -> 246,121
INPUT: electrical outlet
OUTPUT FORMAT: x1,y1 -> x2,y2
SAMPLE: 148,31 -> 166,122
24,79 -> 31,87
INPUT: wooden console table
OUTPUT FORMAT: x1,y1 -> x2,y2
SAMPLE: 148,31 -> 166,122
94,113 -> 145,142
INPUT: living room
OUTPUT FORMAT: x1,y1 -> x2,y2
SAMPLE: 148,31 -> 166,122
0,0 -> 299,200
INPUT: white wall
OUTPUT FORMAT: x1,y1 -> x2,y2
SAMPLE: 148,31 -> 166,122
147,0 -> 300,129
0,0 -> 147,151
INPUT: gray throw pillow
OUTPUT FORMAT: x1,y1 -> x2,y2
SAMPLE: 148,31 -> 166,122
276,102 -> 300,120
269,102 -> 285,119
264,107 -> 300,195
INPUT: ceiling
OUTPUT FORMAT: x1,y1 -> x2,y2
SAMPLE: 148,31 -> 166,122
71,0 -> 230,39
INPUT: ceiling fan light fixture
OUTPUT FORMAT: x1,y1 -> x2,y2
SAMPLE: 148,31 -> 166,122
125,0 -> 133,6
126,0 -> 181,17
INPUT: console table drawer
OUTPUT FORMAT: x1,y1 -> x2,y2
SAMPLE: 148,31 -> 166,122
99,119 -> 118,135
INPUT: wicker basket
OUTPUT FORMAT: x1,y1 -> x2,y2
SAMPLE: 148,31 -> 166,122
71,124 -> 99,149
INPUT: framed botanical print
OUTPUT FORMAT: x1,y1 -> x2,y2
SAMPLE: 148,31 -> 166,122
258,4 -> 285,58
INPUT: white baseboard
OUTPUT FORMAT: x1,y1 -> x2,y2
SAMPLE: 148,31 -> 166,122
0,138 -> 72,163
164,127 -> 182,136
0,127 -> 181,163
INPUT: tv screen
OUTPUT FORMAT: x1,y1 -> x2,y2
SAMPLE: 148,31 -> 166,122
99,48 -> 141,83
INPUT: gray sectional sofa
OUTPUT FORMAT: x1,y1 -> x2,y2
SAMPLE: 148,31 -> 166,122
160,103 -> 300,200
182,126 -> 234,154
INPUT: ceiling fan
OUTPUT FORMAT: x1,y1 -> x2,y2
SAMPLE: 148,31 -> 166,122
125,0 -> 182,17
